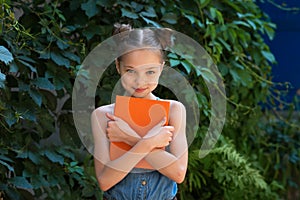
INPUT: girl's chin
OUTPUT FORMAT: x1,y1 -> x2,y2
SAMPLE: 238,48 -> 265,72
132,93 -> 148,98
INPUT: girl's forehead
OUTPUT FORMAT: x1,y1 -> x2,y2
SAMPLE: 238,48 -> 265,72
120,63 -> 163,70
120,49 -> 162,65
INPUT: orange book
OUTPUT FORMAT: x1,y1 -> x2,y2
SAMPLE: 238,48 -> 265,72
110,95 -> 170,169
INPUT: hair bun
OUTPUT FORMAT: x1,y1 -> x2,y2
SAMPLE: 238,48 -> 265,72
112,23 -> 133,36
154,28 -> 173,49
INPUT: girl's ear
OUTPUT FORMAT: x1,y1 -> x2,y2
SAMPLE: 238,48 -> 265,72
115,59 -> 121,74
160,61 -> 165,72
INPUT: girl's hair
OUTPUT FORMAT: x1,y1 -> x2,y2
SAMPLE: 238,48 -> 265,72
112,23 -> 172,62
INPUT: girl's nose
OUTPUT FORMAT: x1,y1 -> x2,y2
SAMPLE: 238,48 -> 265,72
135,74 -> 146,86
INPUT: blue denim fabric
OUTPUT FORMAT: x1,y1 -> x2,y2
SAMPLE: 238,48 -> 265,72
103,168 -> 177,200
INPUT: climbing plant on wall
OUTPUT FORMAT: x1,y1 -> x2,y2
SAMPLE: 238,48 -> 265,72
1,0 -> 298,199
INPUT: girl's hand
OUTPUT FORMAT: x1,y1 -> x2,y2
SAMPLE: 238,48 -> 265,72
106,113 -> 141,146
144,118 -> 174,148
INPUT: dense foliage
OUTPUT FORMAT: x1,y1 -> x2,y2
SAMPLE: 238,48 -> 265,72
0,0 -> 299,199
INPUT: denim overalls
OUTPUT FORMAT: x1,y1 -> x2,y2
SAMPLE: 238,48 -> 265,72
103,167 -> 177,200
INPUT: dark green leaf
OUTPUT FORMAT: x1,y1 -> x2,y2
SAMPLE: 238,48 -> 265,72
29,88 -> 42,106
183,14 -> 196,24
131,2 -> 143,12
217,38 -> 231,51
0,71 -> 6,88
232,62 -> 244,70
167,53 -> 178,59
200,68 -> 217,83
246,19 -> 257,30
81,0 -> 100,18
0,46 -> 13,65
170,59 -> 181,67
229,69 -> 240,83
9,61 -> 18,73
50,52 -> 70,68
56,39 -> 69,50
209,7 -> 217,19
56,148 -> 75,160
82,24 -> 102,40
237,69 -> 253,87
233,20 -> 250,28
199,0 -> 211,9
18,80 -> 30,92
53,76 -> 65,90
121,8 -> 139,19
216,10 -> 224,24
82,184 -> 95,197
31,175 -> 49,189
36,114 -> 55,134
237,12 -> 255,19
228,28 -> 237,43
5,187 -> 21,200
161,13 -> 177,24
14,106 -> 37,122
8,177 -> 33,189
0,154 -> 13,163
44,149 -> 64,165
41,90 -> 57,111
0,160 -> 14,172
39,51 -> 51,59
60,122 -> 81,147
264,24 -> 275,40
28,151 -> 41,164
17,55 -> 36,63
141,16 -> 161,27
261,50 -> 275,63
181,60 -> 192,74
140,6 -> 157,18
62,51 -> 81,63
32,77 -> 55,90
18,59 -> 37,73
96,0 -> 111,7
4,110 -> 17,127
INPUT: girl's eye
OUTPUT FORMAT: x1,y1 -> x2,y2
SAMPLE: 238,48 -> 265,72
126,69 -> 135,73
146,71 -> 155,75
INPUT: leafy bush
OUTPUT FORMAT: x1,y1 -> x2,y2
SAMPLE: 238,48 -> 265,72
0,0 -> 299,199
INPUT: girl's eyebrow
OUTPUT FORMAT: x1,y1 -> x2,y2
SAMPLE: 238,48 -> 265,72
122,63 -> 162,69
147,66 -> 160,69
123,65 -> 134,68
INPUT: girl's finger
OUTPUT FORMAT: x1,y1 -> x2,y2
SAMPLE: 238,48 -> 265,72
106,113 -> 115,121
159,117 -> 166,126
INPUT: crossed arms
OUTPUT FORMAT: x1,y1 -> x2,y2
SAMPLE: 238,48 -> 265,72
91,100 -> 188,191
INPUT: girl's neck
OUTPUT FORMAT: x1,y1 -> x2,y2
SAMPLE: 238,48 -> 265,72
123,92 -> 157,100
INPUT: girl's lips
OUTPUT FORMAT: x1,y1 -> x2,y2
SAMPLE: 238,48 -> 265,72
134,88 -> 147,93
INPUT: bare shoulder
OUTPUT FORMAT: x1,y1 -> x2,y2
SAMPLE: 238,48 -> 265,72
163,100 -> 186,131
159,99 -> 186,119
165,100 -> 186,113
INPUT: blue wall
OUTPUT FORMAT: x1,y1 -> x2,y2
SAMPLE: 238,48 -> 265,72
258,1 -> 300,105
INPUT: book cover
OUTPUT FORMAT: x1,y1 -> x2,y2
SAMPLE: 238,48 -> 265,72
110,95 -> 170,169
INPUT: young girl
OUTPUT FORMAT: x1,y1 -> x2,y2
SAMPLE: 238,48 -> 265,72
91,23 -> 188,200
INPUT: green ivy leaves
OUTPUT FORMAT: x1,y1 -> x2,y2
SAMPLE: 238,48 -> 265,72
0,0 -> 296,199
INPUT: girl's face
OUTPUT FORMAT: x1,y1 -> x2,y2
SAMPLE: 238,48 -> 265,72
116,49 -> 163,99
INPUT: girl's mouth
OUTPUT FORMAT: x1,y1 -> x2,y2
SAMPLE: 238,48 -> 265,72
134,88 -> 147,93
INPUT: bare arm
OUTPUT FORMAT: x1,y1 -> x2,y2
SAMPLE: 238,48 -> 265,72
144,101 -> 188,183
92,108 -> 150,191
104,101 -> 188,183
92,107 -> 172,191
105,112 -> 141,146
